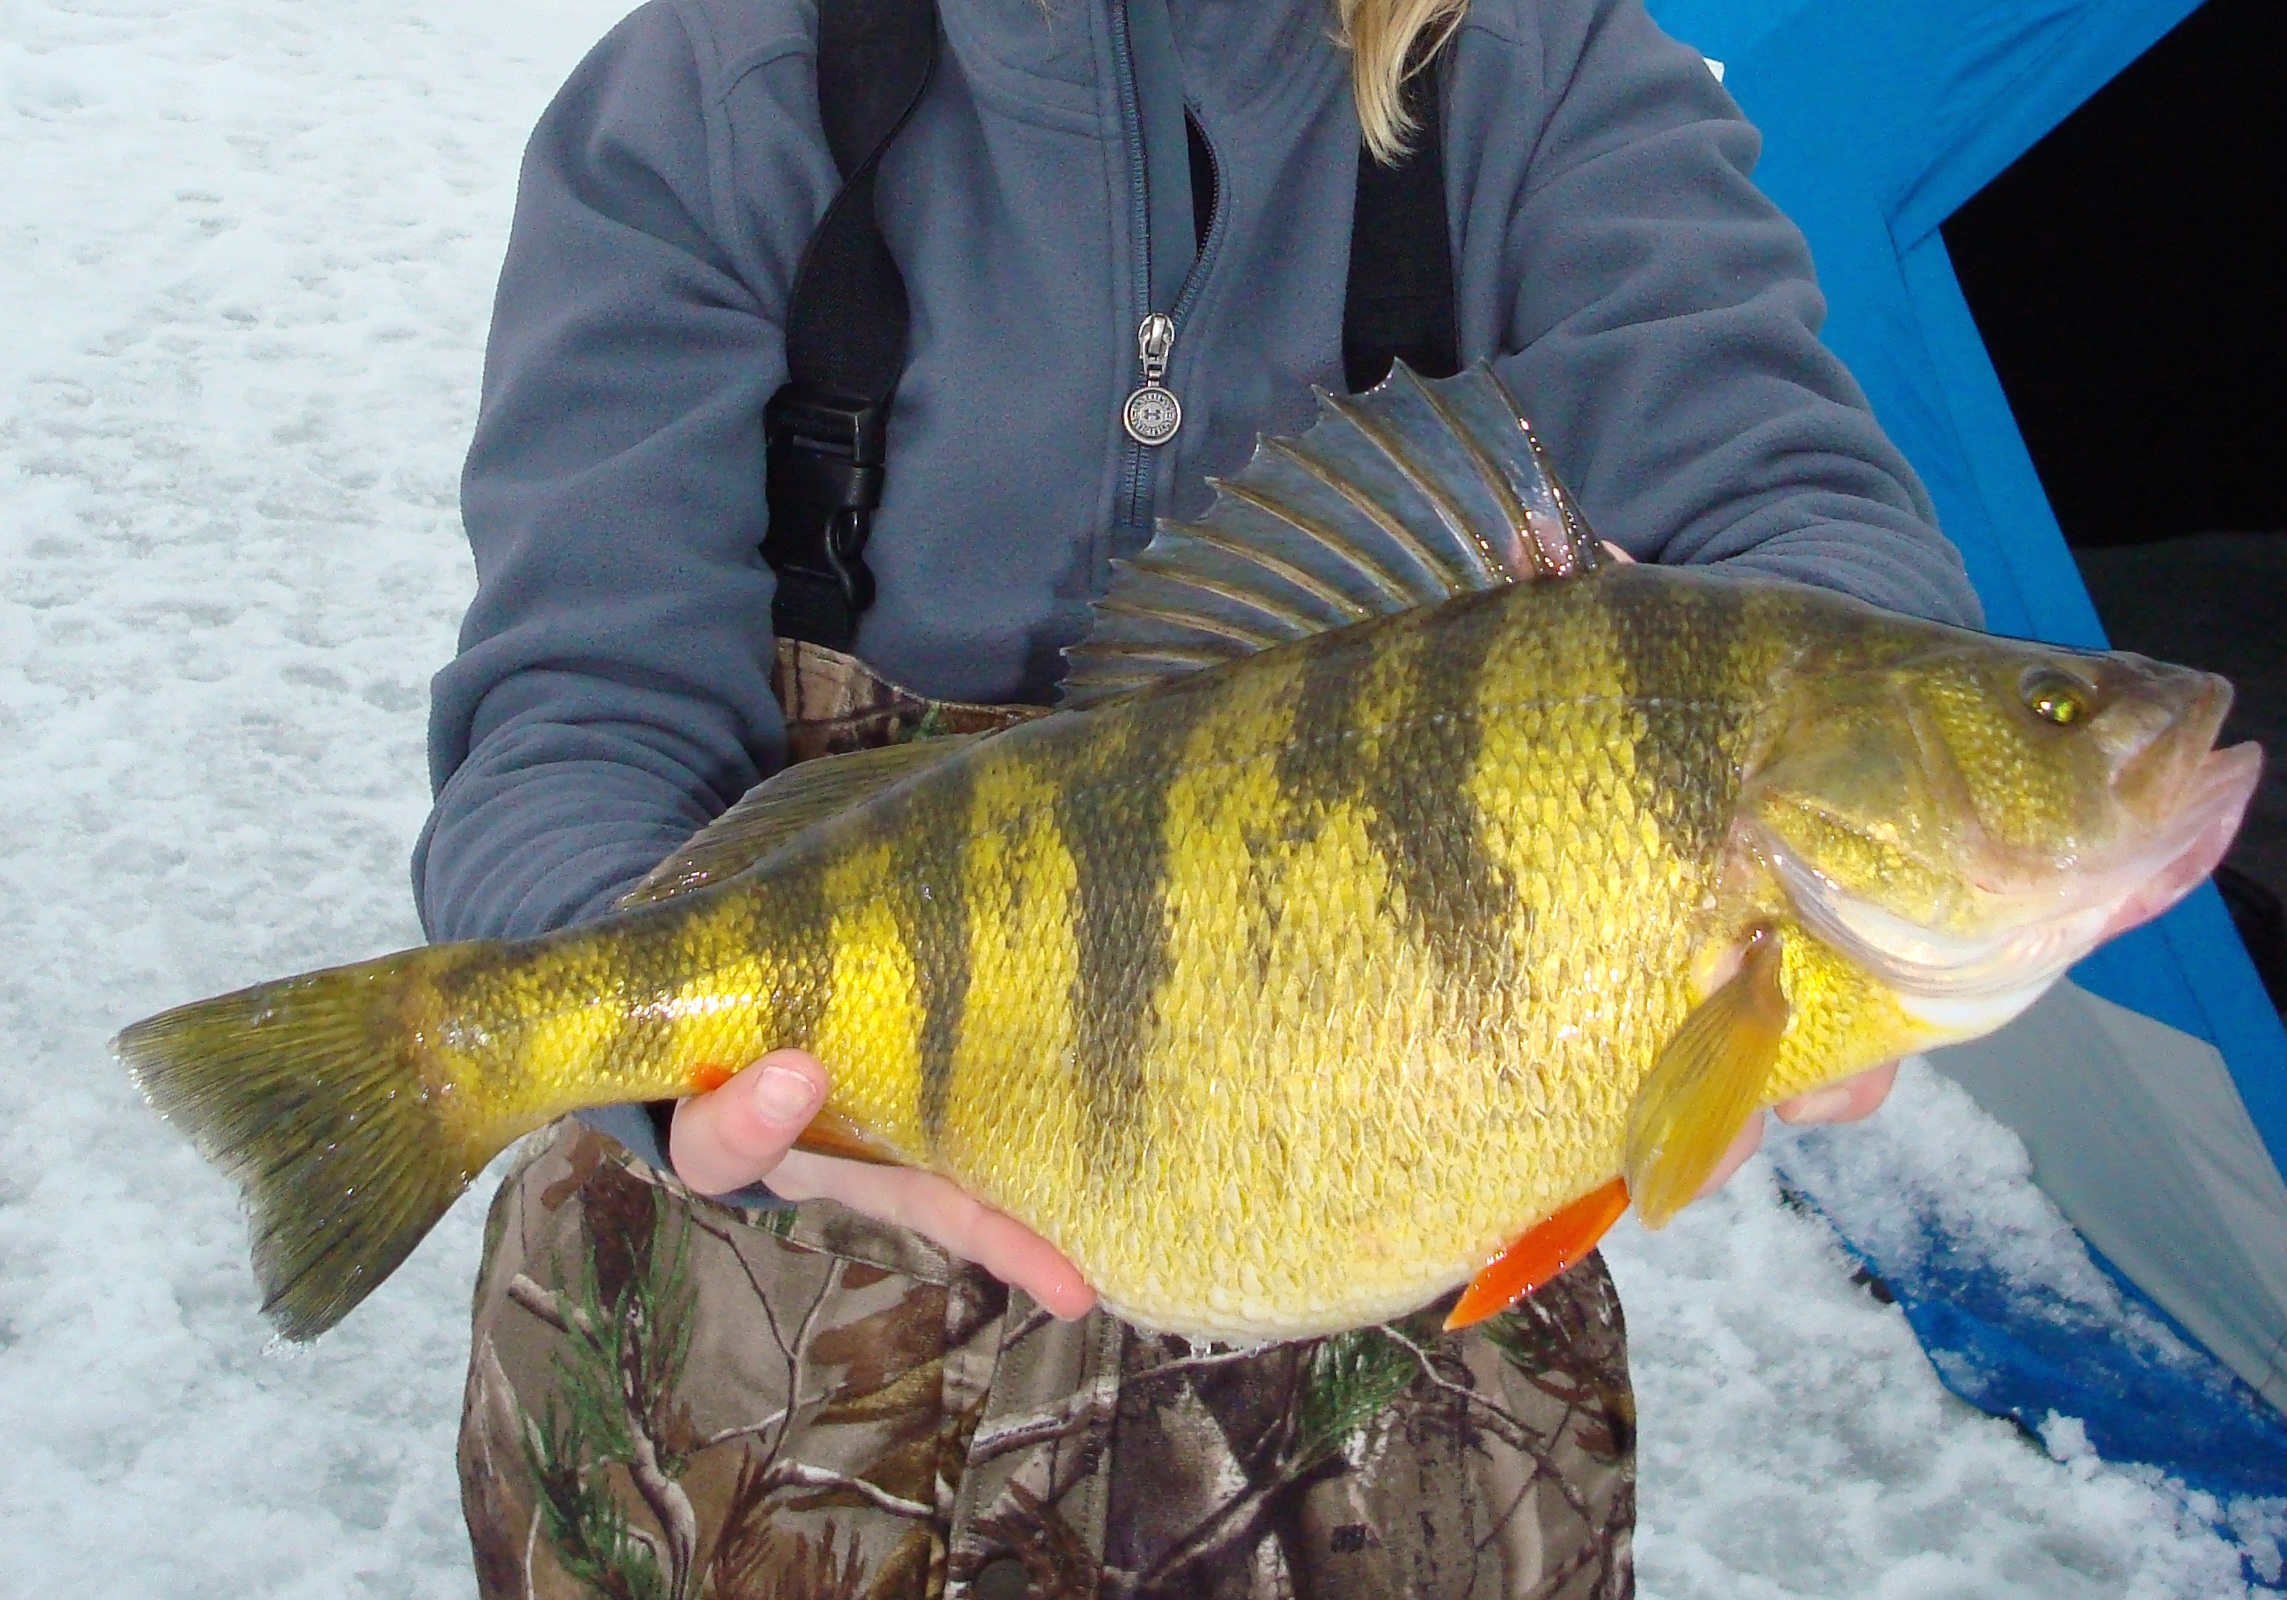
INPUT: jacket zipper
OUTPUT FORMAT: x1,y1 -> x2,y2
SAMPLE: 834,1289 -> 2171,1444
1110,0 -> 1223,540
1108,0 -> 1156,541
1134,126 -> 1223,490
1123,312 -> 1182,446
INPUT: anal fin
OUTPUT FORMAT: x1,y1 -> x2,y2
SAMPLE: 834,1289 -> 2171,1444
792,1108 -> 908,1167
1625,927 -> 1791,1229
681,1064 -> 906,1167
1446,1179 -> 1630,1331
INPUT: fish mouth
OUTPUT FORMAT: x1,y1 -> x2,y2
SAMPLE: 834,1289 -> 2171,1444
1759,739 -> 2263,1002
2093,739 -> 2262,940
2109,668 -> 2237,829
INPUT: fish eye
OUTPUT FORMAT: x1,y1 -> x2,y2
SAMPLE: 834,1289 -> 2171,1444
2020,666 -> 2094,727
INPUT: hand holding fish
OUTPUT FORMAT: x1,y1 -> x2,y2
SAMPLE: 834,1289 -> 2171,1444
668,1048 -> 1097,1318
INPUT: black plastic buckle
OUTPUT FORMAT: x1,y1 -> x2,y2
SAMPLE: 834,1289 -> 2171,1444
762,387 -> 889,639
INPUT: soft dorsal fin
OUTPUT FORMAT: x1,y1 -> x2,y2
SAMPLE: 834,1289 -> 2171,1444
618,736 -> 980,908
1060,362 -> 1604,709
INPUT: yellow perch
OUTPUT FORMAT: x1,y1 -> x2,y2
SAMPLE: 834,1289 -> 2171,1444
116,365 -> 2261,1343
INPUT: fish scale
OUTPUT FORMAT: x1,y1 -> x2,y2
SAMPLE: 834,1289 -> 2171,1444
116,364 -> 2260,1343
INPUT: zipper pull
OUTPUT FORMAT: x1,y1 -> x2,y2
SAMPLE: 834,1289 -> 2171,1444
1123,312 -> 1182,446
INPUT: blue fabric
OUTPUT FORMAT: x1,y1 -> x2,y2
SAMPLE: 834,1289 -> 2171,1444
1640,0 -> 2287,1177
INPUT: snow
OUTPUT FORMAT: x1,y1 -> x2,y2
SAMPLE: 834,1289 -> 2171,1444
1604,1063 -> 2285,1599
0,0 -> 625,1589
0,0 -> 2272,1592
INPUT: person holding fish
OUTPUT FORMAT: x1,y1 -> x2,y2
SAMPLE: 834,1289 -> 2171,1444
114,0 -> 2260,1590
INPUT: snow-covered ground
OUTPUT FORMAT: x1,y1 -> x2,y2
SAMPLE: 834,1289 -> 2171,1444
0,0 -> 2271,1593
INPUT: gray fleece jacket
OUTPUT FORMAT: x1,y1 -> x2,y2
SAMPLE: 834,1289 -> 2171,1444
416,0 -> 1979,955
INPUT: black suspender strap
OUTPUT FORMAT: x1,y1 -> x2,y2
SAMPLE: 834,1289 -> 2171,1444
1343,61 -> 1459,391
764,24 -> 1455,646
762,0 -> 940,651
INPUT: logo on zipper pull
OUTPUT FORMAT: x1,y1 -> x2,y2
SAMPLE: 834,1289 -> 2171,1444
1123,313 -> 1182,446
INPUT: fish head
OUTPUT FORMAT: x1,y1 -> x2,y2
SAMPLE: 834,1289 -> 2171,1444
1740,624 -> 2261,1026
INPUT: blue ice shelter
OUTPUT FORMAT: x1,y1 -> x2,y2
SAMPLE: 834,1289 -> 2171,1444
1639,0 -> 2287,1499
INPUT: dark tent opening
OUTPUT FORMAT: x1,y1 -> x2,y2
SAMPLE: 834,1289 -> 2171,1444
1943,0 -> 2287,1005
1943,0 -> 2284,549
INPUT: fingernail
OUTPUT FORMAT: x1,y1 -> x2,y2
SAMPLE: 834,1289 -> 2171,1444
1784,1086 -> 1853,1124
751,1064 -> 821,1124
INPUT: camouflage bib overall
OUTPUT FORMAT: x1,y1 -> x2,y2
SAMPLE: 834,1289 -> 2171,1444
459,642 -> 1637,1600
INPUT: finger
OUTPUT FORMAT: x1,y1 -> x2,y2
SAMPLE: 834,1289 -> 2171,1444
769,1153 -> 1098,1319
1693,1109 -> 1767,1200
1775,1059 -> 1900,1126
668,1049 -> 828,1196
1599,541 -> 1635,564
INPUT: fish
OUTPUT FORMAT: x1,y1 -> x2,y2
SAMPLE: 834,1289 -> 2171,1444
114,364 -> 2262,1345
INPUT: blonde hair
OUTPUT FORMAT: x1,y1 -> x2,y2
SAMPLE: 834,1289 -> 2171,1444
1336,0 -> 1470,164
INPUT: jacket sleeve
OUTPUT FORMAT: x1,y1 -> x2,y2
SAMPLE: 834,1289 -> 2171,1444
1451,0 -> 1982,629
415,0 -> 832,947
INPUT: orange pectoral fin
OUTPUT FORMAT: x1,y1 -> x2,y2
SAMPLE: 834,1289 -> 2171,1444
1444,1179 -> 1631,1331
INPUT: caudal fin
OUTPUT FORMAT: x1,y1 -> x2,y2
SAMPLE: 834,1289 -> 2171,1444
116,950 -> 500,1340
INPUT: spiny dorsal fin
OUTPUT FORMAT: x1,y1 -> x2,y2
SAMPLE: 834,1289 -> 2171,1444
618,736 -> 980,908
1061,362 -> 1604,709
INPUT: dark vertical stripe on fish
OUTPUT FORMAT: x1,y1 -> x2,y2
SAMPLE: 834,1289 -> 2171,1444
905,760 -> 977,1147
1270,619 -> 1379,839
465,900 -> 680,1081
1361,590 -> 1519,969
1271,595 -> 1520,984
763,858 -> 837,1053
1604,572 -> 1745,860
1263,620 -> 1382,982
1061,682 -> 1220,1171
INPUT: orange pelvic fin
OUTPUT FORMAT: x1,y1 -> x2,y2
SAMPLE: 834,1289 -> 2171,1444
1445,1179 -> 1631,1331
